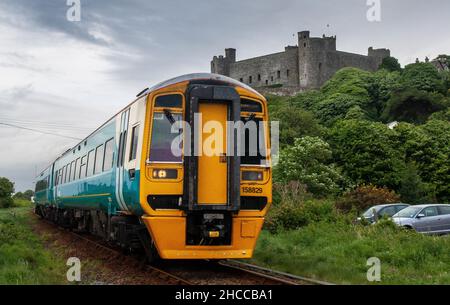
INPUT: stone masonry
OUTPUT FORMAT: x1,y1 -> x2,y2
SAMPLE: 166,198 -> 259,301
211,31 -> 390,93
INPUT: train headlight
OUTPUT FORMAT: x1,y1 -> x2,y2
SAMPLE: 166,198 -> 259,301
242,171 -> 263,181
152,169 -> 177,179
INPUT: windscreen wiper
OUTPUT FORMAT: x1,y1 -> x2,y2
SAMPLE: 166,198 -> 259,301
164,109 -> 176,125
244,113 -> 256,122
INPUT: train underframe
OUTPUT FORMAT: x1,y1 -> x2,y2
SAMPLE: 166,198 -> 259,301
34,205 -> 264,261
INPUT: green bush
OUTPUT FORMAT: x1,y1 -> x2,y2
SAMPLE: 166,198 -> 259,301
335,184 -> 401,213
265,182 -> 338,233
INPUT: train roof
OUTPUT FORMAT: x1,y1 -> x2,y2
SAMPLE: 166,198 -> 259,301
37,73 -> 264,176
144,73 -> 264,99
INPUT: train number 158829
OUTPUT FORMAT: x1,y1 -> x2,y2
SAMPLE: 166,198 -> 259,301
242,187 -> 263,194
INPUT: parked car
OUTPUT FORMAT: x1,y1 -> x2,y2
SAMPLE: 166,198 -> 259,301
358,203 -> 410,224
392,204 -> 450,234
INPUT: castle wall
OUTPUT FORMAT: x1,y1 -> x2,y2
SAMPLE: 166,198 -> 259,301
227,47 -> 299,88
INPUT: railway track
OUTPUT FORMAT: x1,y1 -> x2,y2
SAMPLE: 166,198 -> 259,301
35,214 -> 331,285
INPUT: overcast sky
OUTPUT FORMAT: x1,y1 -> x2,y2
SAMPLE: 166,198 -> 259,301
1,0 -> 449,192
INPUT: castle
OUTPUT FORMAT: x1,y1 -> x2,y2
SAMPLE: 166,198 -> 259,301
211,31 -> 390,93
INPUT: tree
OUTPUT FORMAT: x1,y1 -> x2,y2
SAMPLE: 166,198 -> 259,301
400,62 -> 445,93
270,103 -> 323,146
23,190 -> 34,200
315,93 -> 368,126
382,88 -> 449,124
379,56 -> 402,72
428,108 -> 450,121
366,69 -> 402,118
328,120 -> 405,190
0,177 -> 15,208
275,136 -> 345,196
395,121 -> 450,203
399,163 -> 432,204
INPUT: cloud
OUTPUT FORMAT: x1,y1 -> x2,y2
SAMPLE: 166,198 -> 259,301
0,0 -> 449,191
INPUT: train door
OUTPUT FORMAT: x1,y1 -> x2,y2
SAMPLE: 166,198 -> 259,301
115,108 -> 130,211
197,103 -> 228,205
184,85 -> 241,212
116,99 -> 145,212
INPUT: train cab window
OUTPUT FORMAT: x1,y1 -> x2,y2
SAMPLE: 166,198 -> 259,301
94,144 -> 104,174
154,94 -> 182,108
149,112 -> 183,162
240,117 -> 267,166
80,155 -> 87,179
129,125 -> 140,161
87,150 -> 95,177
241,99 -> 263,113
74,158 -> 80,180
103,138 -> 114,171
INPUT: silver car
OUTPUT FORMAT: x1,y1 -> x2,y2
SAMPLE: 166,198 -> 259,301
392,204 -> 450,234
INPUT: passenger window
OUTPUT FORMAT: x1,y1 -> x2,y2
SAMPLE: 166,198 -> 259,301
438,206 -> 450,215
149,112 -> 183,162
103,138 -> 114,171
58,169 -> 63,185
154,94 -> 182,108
129,125 -> 140,161
74,158 -> 80,180
80,156 -> 87,179
422,207 -> 438,217
87,150 -> 95,177
63,165 -> 68,183
94,144 -> 104,174
66,163 -> 71,183
69,161 -> 75,182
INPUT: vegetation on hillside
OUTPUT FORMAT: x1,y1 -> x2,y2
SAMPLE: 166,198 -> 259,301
270,57 -> 450,204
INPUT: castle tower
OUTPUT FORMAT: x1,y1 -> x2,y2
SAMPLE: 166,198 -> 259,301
368,47 -> 391,69
298,30 -> 337,89
211,48 -> 236,76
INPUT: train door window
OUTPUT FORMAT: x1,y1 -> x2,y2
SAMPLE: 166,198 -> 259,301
69,161 -> 75,182
103,138 -> 114,171
80,155 -> 87,179
149,112 -> 183,162
74,158 -> 80,181
87,150 -> 95,177
94,144 -> 104,174
129,125 -> 140,161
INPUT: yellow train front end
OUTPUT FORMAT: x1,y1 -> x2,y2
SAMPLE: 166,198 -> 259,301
139,74 -> 272,259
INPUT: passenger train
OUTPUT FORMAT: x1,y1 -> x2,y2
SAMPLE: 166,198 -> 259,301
34,73 -> 272,261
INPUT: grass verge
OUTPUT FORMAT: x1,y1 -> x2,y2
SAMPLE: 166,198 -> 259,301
0,207 -> 67,284
250,221 -> 450,284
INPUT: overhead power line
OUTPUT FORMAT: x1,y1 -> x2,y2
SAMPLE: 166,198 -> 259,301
0,122 -> 82,140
